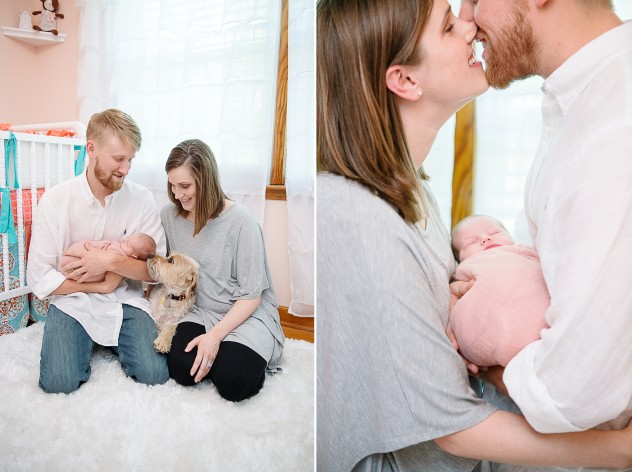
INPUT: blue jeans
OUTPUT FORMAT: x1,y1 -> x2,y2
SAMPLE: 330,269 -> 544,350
39,303 -> 169,394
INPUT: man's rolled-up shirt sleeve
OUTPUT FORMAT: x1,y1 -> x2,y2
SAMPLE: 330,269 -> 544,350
27,196 -> 66,299
504,133 -> 632,433
505,226 -> 632,432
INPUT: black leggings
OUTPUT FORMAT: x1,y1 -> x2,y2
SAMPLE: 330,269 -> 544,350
167,322 -> 267,402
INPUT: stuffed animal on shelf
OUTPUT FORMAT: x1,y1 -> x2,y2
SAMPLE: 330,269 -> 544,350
32,0 -> 64,36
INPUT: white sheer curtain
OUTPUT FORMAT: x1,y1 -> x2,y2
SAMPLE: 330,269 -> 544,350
471,77 -> 542,235
285,0 -> 315,317
428,0 -> 632,235
75,0 -> 282,223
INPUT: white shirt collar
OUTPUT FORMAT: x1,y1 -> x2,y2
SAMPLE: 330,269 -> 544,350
543,21 -> 632,115
78,171 -> 118,207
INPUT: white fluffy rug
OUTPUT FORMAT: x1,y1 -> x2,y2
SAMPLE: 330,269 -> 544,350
0,323 -> 314,471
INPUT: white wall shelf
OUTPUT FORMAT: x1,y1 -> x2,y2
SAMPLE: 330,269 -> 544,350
1,26 -> 65,47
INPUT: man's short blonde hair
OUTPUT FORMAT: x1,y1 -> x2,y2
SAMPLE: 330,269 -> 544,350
86,109 -> 142,151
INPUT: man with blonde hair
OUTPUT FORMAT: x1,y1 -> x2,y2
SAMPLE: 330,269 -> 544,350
29,109 -> 169,393
458,0 -> 632,465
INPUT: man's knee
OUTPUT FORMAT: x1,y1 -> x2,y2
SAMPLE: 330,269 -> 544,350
119,305 -> 168,385
127,356 -> 169,386
39,306 -> 92,394
39,368 -> 86,394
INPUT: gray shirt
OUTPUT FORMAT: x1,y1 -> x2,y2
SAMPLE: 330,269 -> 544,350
160,203 -> 284,369
317,173 -> 496,471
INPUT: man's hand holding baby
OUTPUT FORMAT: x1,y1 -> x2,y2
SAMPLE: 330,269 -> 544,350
62,244 -> 120,283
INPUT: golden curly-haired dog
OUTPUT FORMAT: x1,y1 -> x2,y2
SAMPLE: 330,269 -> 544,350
147,252 -> 199,353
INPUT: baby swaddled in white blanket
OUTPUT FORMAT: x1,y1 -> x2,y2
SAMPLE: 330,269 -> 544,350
449,215 -> 550,367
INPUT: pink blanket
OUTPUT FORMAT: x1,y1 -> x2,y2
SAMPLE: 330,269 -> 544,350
450,245 -> 550,367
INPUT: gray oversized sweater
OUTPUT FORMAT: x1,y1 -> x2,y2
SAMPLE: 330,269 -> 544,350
317,173 -> 496,471
161,202 -> 284,369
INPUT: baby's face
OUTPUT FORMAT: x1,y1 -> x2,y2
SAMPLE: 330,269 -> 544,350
453,216 -> 514,261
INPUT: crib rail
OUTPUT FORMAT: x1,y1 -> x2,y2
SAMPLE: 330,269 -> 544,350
0,127 -> 86,302
9,121 -> 86,138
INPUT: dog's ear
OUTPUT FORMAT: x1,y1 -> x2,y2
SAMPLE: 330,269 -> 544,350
185,271 -> 197,298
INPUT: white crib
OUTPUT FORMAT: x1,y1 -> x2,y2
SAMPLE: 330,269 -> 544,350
0,122 -> 86,302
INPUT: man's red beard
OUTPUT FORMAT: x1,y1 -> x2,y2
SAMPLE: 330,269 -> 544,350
483,5 -> 540,89
94,158 -> 124,192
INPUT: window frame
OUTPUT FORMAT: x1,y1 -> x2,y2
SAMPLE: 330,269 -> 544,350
451,101 -> 476,230
266,0 -> 288,201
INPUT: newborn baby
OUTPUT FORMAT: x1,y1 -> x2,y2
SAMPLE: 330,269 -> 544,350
449,215 -> 550,367
59,232 -> 156,283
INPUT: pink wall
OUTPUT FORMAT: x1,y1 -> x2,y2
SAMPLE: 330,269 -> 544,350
264,200 -> 291,307
0,0 -> 80,124
0,1 -> 293,307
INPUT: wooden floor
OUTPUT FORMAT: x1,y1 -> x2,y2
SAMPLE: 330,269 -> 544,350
279,306 -> 314,343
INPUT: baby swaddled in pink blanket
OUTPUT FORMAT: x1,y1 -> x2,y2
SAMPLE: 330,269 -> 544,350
59,232 -> 156,283
449,215 -> 550,367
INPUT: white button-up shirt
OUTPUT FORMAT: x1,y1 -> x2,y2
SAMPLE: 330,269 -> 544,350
28,173 -> 166,346
505,21 -> 632,433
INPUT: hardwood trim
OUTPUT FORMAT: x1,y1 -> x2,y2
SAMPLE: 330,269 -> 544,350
279,305 -> 314,343
266,184 -> 287,201
270,0 -> 288,186
451,101 -> 477,230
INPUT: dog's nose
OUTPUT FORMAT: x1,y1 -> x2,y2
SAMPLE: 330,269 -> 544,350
147,254 -> 154,259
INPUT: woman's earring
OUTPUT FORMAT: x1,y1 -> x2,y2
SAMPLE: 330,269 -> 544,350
417,89 -> 423,97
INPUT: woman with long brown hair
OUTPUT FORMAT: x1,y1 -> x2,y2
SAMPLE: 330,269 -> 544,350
162,139 -> 285,402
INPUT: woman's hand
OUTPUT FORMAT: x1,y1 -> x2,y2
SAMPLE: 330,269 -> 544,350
444,327 -> 481,375
455,345 -> 484,376
445,322 -> 459,351
447,279 -> 480,372
449,279 -> 475,309
186,328 -> 224,383
63,246 -> 116,283
447,279 -> 472,345
97,271 -> 124,294
185,298 -> 262,382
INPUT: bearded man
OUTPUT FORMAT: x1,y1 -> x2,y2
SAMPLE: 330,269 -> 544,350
29,108 -> 169,393
457,0 -> 632,470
